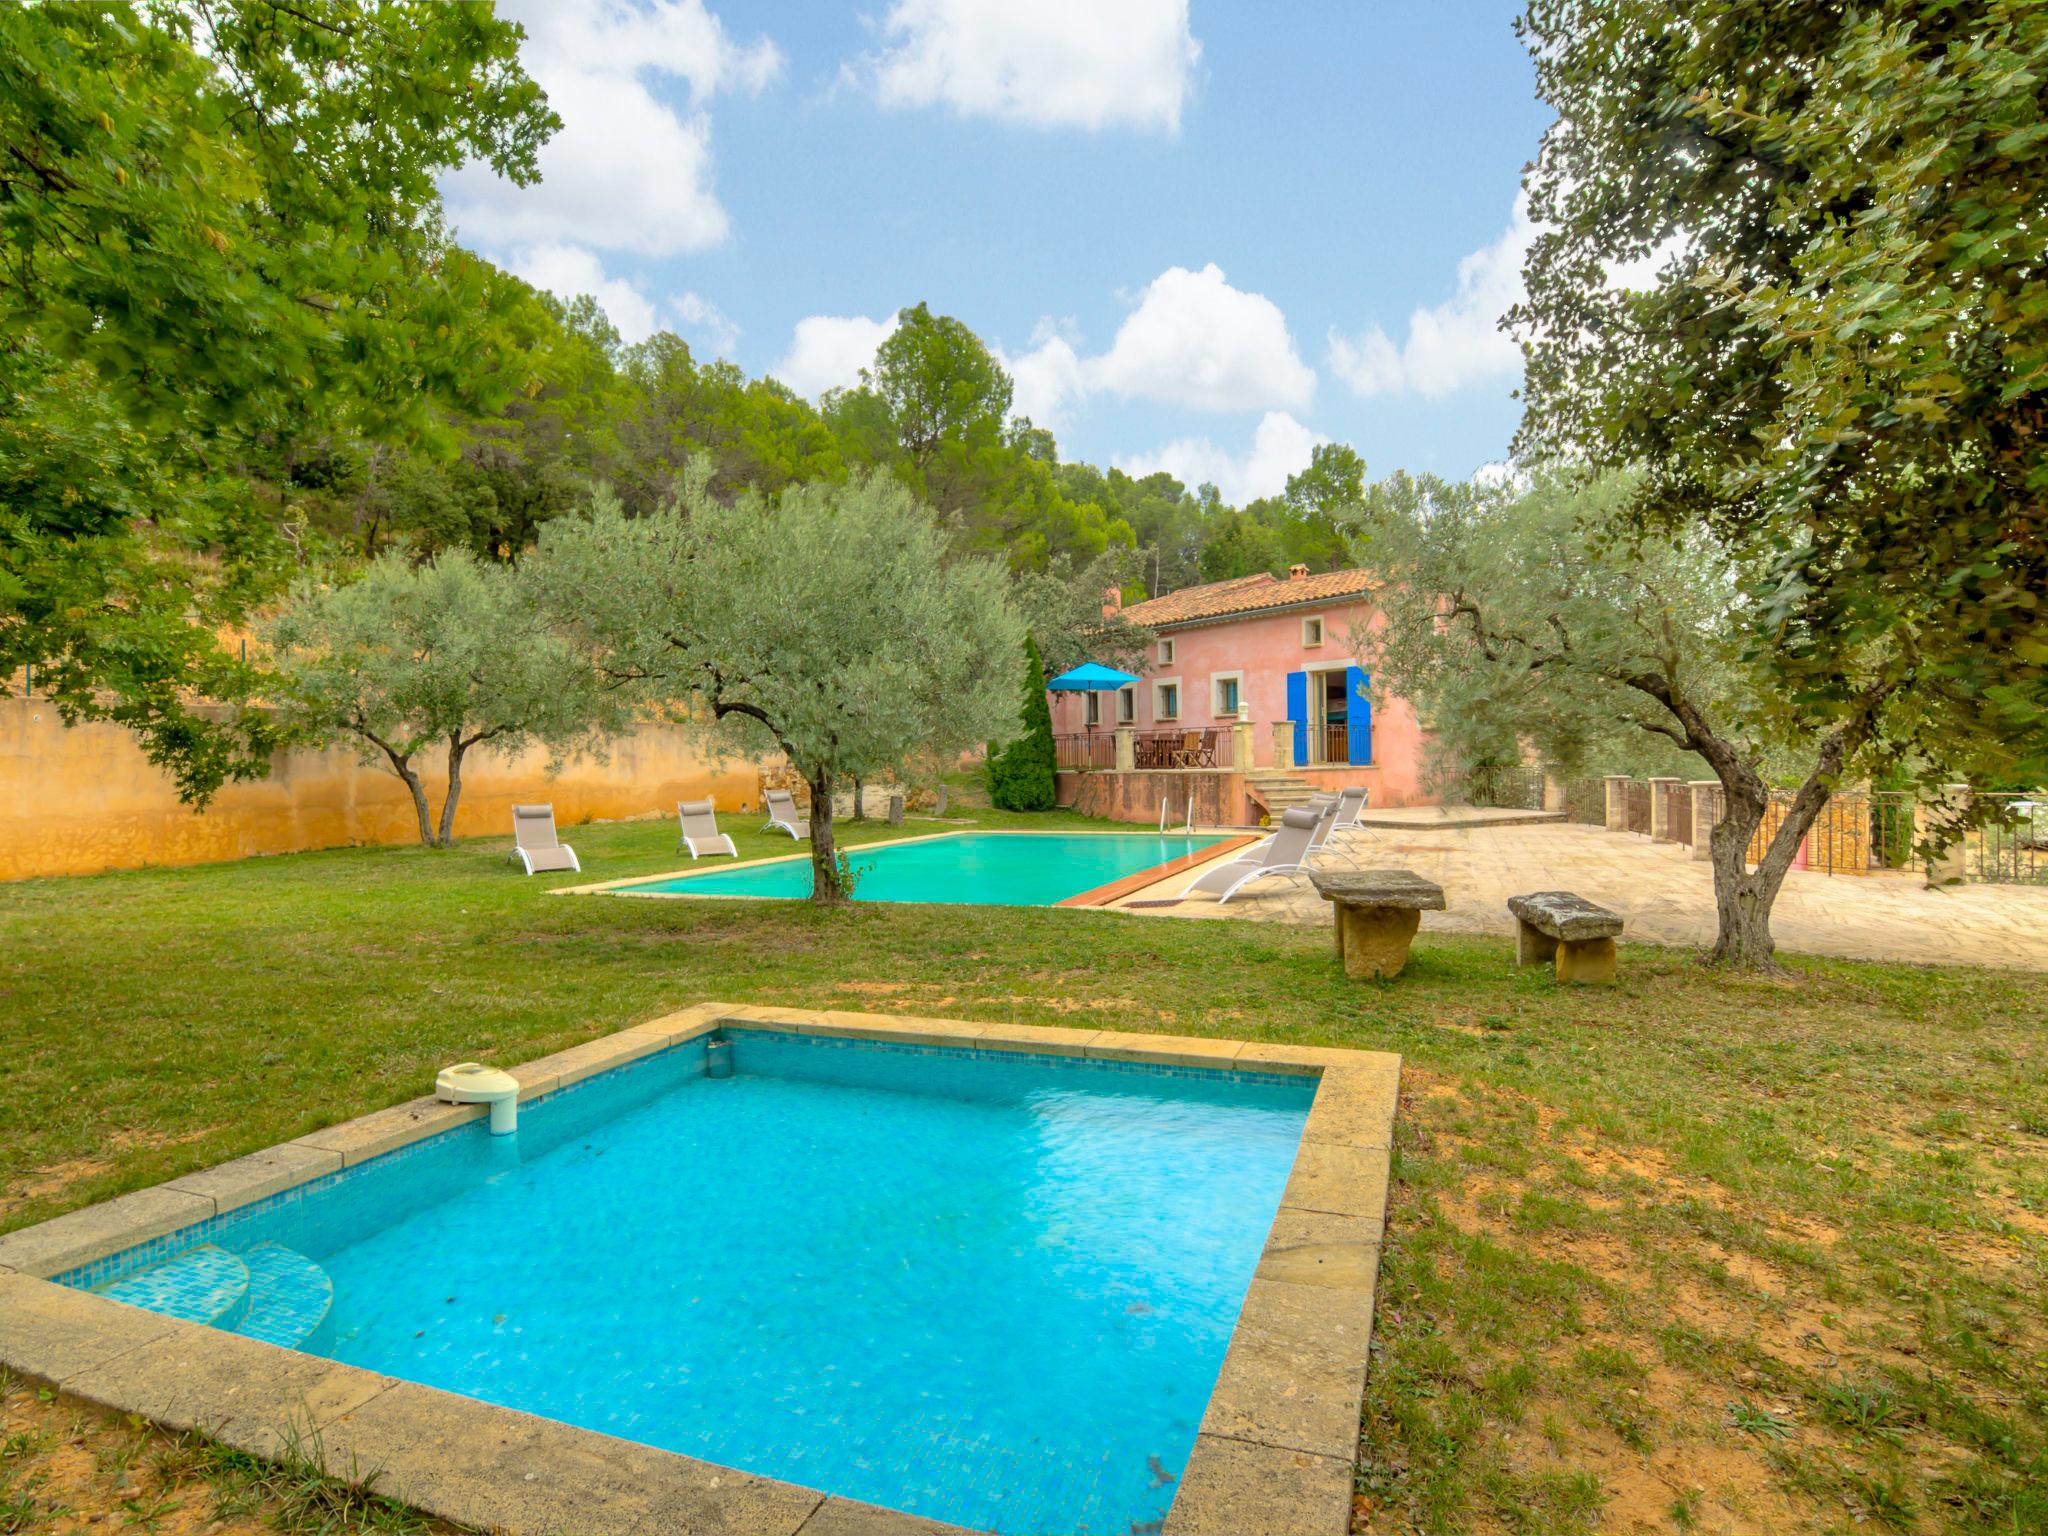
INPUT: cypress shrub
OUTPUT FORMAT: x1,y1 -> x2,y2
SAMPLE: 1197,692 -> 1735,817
986,636 -> 1057,811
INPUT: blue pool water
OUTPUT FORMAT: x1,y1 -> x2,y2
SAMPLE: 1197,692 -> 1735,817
68,1031 -> 1313,1535
620,830 -> 1224,905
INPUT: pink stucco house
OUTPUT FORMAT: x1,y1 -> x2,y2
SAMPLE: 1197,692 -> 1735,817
1048,564 -> 1428,824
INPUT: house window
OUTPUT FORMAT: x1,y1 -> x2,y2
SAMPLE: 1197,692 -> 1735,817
1116,686 -> 1136,724
1302,616 -> 1325,647
1158,638 -> 1176,664
1085,693 -> 1102,726
1212,673 -> 1242,717
1155,681 -> 1180,721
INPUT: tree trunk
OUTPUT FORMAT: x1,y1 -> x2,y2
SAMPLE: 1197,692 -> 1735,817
437,733 -> 468,848
850,774 -> 865,821
1702,763 -> 1835,970
808,767 -> 844,904
398,762 -> 434,848
368,742 -> 435,847
1615,673 -> 1850,972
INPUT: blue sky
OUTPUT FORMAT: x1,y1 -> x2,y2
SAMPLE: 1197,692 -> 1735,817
442,2 -> 1553,500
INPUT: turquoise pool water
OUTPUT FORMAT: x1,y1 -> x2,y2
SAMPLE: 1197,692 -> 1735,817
621,830 -> 1224,905
65,1030 -> 1313,1535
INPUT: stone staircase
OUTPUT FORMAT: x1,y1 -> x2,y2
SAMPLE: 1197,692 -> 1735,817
96,1240 -> 334,1352
1245,768 -> 1316,820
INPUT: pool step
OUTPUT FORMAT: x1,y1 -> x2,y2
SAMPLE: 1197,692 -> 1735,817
92,1242 -> 334,1352
96,1243 -> 251,1331
231,1243 -> 335,1351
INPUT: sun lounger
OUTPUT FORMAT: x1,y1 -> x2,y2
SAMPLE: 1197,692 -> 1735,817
1180,806 -> 1321,904
762,788 -> 809,840
510,804 -> 580,876
1330,786 -> 1369,830
676,799 -> 737,859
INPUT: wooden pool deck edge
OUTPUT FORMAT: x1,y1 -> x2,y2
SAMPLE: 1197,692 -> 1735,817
0,1004 -> 1399,1536
1055,833 -> 1259,908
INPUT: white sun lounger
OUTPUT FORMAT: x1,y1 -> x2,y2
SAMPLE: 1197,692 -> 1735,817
1330,786 -> 1369,830
761,788 -> 809,840
510,804 -> 580,876
1303,794 -> 1346,855
1181,806 -> 1321,904
677,799 -> 737,859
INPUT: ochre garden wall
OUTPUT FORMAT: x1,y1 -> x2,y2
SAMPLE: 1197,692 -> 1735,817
0,698 -> 762,882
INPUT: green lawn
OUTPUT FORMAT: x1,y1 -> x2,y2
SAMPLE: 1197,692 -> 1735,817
1,798 -> 2043,1534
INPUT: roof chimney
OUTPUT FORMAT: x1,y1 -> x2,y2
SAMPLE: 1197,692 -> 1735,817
1288,563 -> 1309,581
1102,585 -> 1123,617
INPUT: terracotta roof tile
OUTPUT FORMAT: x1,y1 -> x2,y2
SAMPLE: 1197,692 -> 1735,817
1120,568 -> 1376,628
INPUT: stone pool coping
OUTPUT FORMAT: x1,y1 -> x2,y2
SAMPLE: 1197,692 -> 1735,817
553,826 -> 1253,909
0,1004 -> 1399,1536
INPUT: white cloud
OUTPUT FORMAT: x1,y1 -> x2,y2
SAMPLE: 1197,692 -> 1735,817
863,0 -> 1200,133
997,264 -> 1313,427
773,313 -> 901,398
1117,411 -> 1327,506
998,323 -> 1087,427
508,243 -> 661,342
1091,264 -> 1315,412
672,291 -> 740,359
1327,189 -> 1697,400
442,0 -> 780,258
1328,191 -> 1535,400
504,244 -> 738,355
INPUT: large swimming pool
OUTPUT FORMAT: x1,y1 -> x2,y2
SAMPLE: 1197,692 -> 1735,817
65,1029 -> 1313,1535
616,830 -> 1225,906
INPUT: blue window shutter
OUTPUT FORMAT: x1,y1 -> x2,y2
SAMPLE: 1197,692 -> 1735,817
1347,665 -> 1373,766
1285,670 -> 1308,764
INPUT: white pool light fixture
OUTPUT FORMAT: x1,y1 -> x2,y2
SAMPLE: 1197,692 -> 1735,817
436,1062 -> 520,1134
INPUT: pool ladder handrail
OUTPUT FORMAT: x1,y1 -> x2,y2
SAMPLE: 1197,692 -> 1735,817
1158,795 -> 1196,837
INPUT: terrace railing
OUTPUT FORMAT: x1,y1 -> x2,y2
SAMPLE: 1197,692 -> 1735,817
1054,733 -> 1114,771
1131,728 -> 1220,771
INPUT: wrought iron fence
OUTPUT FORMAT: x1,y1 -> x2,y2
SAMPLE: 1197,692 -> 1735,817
1564,777 -> 1607,825
1656,780 -> 1694,846
1132,728 -> 1220,771
1967,792 -> 2046,884
1624,779 -> 1653,835
1445,763 -> 1544,809
1054,733 -> 1113,771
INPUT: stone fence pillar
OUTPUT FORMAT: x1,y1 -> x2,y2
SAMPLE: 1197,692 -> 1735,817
1688,780 -> 1721,861
1113,726 -> 1135,773
1541,772 -> 1567,813
1230,720 -> 1255,773
1271,721 -> 1294,771
1648,776 -> 1681,840
1603,775 -> 1630,832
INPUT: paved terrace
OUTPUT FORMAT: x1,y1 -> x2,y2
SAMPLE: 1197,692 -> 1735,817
1119,818 -> 2048,971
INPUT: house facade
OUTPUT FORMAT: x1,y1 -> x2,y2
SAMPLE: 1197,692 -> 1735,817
1047,564 -> 1428,823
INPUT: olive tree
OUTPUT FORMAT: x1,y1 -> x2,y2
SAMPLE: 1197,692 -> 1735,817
1515,0 -> 2048,801
528,467 -> 1026,903
1360,469 -> 1913,969
262,550 -> 621,847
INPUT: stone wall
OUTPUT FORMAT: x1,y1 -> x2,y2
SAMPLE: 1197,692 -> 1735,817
1057,770 -> 1252,827
0,698 -> 762,881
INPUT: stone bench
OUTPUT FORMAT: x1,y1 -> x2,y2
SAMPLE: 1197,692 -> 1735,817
1507,891 -> 1623,984
1309,868 -> 1446,980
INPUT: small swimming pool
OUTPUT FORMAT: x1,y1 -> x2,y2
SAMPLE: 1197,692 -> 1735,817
63,1028 -> 1313,1535
614,830 -> 1226,906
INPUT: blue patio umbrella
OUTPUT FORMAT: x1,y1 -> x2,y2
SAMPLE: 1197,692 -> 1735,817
1045,663 -> 1141,692
1045,663 -> 1140,758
